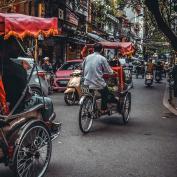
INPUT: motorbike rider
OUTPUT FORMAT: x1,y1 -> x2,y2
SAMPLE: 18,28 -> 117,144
155,61 -> 163,80
140,61 -> 145,78
42,57 -> 54,92
164,62 -> 169,78
146,59 -> 154,74
42,57 -> 53,72
83,43 -> 118,114
135,62 -> 141,78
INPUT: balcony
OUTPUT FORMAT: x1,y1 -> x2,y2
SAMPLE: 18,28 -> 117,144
75,0 -> 88,16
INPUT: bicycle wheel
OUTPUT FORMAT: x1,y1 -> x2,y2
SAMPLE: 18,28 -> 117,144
122,92 -> 131,124
13,121 -> 52,177
79,96 -> 93,133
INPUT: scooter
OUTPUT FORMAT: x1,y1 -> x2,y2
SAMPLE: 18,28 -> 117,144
145,72 -> 153,87
64,70 -> 82,105
46,71 -> 55,94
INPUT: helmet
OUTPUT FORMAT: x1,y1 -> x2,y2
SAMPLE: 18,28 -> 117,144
43,57 -> 49,61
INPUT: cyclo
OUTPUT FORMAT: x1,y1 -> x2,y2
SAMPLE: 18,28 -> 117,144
0,13 -> 60,177
79,41 -> 135,133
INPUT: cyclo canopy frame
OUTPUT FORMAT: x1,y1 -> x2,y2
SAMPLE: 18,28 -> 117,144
81,41 -> 135,92
81,41 -> 135,58
0,13 -> 60,116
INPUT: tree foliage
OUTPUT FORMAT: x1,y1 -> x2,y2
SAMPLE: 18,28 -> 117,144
145,0 -> 177,51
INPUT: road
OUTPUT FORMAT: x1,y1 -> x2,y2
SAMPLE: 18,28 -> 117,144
1,78 -> 177,177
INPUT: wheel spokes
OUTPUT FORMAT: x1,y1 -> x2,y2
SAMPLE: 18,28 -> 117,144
80,99 -> 93,131
17,126 -> 51,177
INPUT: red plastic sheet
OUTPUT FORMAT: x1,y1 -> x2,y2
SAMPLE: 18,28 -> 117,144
0,13 -> 59,39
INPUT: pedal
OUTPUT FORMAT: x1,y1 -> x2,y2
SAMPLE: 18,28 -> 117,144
51,123 -> 62,141
51,132 -> 60,141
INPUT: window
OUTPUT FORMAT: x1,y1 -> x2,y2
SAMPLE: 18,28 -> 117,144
60,62 -> 81,70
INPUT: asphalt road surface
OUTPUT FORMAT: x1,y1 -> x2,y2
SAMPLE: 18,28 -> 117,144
0,78 -> 177,177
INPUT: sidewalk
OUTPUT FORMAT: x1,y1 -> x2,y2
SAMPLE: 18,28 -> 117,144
163,83 -> 177,116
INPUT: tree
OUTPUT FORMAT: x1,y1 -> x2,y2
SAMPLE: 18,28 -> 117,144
144,0 -> 177,51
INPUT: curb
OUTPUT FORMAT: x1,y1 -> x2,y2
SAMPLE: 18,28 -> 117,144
163,83 -> 177,116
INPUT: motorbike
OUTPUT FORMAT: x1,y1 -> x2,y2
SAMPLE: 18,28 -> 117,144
0,13 -> 61,177
155,70 -> 162,83
145,72 -> 153,86
64,70 -> 82,105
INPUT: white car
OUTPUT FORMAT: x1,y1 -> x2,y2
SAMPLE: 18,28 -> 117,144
13,57 -> 49,96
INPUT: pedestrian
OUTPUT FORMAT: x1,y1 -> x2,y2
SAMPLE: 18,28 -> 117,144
164,62 -> 169,78
172,63 -> 177,97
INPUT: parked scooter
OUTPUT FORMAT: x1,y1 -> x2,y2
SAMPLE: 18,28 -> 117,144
145,72 -> 153,86
64,70 -> 82,105
46,71 -> 55,94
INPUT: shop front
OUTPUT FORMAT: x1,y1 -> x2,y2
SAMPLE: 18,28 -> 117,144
0,0 -> 35,14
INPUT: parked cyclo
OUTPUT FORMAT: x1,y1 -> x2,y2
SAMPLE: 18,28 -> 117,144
0,13 -> 61,177
78,41 -> 135,133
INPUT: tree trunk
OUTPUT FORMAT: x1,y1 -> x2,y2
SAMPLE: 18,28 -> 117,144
145,0 -> 177,51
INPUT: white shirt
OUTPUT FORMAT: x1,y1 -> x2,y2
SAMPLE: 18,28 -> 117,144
83,52 -> 113,89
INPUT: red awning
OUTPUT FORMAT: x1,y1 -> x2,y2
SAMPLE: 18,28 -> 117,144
0,13 -> 59,39
82,42 -> 135,57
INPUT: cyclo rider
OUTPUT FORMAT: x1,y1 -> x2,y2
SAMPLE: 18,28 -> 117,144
83,43 -> 124,114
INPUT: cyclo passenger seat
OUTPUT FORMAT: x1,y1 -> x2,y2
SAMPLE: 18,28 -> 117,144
104,66 -> 125,92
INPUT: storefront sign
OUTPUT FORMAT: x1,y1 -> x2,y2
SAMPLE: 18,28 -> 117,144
38,3 -> 45,17
0,0 -> 15,7
66,8 -> 78,26
58,8 -> 64,20
107,14 -> 119,23
0,0 -> 29,14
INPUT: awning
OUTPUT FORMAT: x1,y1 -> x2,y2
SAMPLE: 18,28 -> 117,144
68,37 -> 86,45
0,13 -> 59,39
86,32 -> 107,42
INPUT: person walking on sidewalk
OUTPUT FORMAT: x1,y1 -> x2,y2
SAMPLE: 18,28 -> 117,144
172,64 -> 177,97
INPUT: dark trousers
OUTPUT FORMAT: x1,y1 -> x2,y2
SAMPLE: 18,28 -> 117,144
99,86 -> 117,110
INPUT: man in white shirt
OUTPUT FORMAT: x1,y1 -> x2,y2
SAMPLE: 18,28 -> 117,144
83,43 -> 116,112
